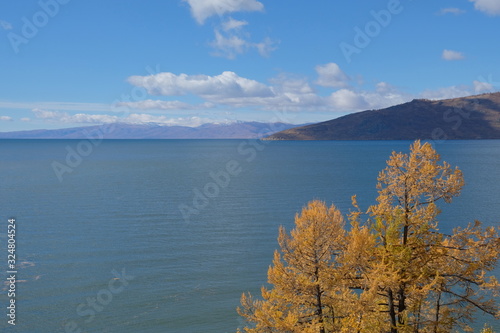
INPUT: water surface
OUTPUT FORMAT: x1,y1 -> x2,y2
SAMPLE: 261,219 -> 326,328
0,140 -> 498,332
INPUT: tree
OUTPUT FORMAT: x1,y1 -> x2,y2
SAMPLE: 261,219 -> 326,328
358,140 -> 500,332
238,140 -> 500,333
237,201 -> 347,333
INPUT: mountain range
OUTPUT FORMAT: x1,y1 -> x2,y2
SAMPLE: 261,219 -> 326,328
0,122 -> 299,139
266,92 -> 500,140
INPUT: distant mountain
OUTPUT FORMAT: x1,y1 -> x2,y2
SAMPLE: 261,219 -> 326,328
0,122 -> 301,139
266,92 -> 500,140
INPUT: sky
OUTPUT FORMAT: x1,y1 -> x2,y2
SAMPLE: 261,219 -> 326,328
0,0 -> 499,131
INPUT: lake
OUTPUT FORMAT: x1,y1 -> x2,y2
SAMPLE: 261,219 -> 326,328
0,139 -> 499,332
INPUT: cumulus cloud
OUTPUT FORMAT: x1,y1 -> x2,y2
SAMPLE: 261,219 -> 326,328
442,49 -> 465,61
126,67 -> 403,112
128,71 -> 274,99
20,118 -> 31,122
183,0 -> 263,24
328,89 -> 368,110
126,67 -> 419,114
469,0 -> 500,15
324,85 -> 411,112
437,8 -> 466,15
0,115 -> 13,121
127,70 -> 323,111
315,63 -> 350,88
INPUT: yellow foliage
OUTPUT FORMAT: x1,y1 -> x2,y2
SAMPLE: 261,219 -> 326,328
238,201 -> 347,332
237,141 -> 500,333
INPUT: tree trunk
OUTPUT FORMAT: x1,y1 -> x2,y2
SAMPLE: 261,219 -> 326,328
433,291 -> 442,333
398,284 -> 406,326
316,283 -> 325,333
314,264 -> 325,333
388,289 -> 398,333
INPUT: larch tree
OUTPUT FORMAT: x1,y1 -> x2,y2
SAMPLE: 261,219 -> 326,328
352,140 -> 500,332
237,201 -> 348,333
237,140 -> 500,333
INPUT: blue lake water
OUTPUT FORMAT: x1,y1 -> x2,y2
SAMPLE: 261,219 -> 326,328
0,139 -> 499,332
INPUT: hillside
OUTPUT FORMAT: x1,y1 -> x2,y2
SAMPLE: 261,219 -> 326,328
266,92 -> 500,140
0,122 -> 299,139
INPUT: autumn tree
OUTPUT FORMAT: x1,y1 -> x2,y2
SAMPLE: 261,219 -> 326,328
237,140 -> 500,333
237,201 -> 347,333
356,140 -> 500,332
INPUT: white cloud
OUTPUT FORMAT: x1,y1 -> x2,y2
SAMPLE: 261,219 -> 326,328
473,80 -> 494,93
269,74 -> 315,95
32,109 -> 61,120
31,108 -> 226,127
33,109 -> 119,123
437,8 -> 466,15
0,116 -> 13,121
442,49 -> 465,61
20,118 -> 31,122
420,85 -> 475,100
210,29 -> 277,59
321,85 -> 410,112
0,19 -> 12,30
253,37 -> 278,57
375,82 -> 396,94
363,83 -> 413,108
210,30 -> 249,59
469,0 -> 500,15
183,0 -> 264,24
265,75 -> 322,110
122,114 -> 221,127
183,1 -> 274,58
128,71 -> 274,99
476,74 -> 500,90
315,63 -> 350,88
71,114 -> 121,123
126,67 -> 410,113
325,79 -> 492,111
128,70 -> 324,111
222,18 -> 248,31
328,89 -> 368,110
116,100 -> 214,110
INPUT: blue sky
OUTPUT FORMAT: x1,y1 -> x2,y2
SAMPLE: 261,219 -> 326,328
0,0 -> 499,131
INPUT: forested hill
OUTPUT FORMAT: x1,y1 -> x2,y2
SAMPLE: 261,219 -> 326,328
265,92 -> 500,140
